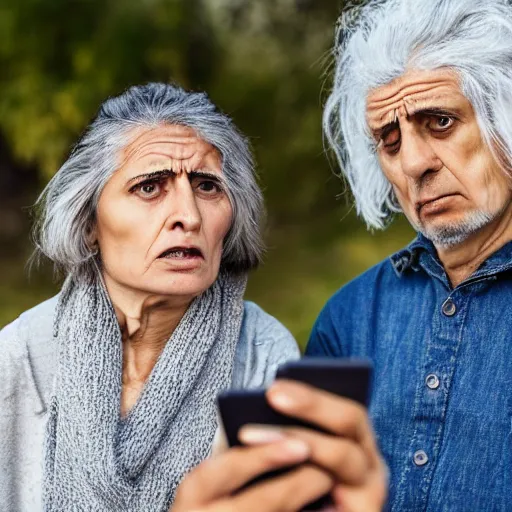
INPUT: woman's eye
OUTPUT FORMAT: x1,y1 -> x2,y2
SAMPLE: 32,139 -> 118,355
195,180 -> 222,195
133,181 -> 162,199
431,116 -> 455,131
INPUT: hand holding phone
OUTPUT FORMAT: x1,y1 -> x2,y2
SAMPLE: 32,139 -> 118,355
217,358 -> 387,512
173,438 -> 333,512
218,358 -> 372,446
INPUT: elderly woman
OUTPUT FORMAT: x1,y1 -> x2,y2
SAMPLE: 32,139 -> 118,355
0,83 -> 386,512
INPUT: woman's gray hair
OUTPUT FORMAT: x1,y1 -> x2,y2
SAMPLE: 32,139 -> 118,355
33,83 -> 264,279
324,0 -> 512,229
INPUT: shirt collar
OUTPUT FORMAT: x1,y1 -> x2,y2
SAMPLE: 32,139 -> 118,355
390,233 -> 512,279
390,233 -> 435,277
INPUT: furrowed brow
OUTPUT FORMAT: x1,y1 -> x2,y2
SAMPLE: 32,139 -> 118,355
372,120 -> 400,140
407,106 -> 463,118
188,170 -> 221,181
126,169 -> 174,184
370,106 -> 462,140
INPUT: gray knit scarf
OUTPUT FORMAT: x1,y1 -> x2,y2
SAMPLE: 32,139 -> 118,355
43,272 -> 246,512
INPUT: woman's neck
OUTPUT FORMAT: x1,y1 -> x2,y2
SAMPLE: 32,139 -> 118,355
102,274 -> 192,415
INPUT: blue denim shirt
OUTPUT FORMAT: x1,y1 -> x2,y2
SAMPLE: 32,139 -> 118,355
306,234 -> 512,512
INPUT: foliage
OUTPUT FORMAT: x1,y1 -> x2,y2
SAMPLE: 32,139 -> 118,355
0,0 -> 415,344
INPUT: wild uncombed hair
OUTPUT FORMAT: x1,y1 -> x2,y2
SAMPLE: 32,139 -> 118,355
323,0 -> 512,229
33,83 -> 264,280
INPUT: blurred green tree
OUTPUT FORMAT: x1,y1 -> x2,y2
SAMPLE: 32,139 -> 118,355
0,0 -> 218,179
0,0 -> 414,344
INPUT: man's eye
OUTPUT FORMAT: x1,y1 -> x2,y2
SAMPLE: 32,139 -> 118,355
382,129 -> 401,151
431,116 -> 455,132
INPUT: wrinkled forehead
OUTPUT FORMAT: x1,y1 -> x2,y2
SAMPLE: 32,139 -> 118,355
366,68 -> 466,135
118,124 -> 222,172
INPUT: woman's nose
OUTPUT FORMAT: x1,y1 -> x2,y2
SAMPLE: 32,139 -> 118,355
164,174 -> 202,233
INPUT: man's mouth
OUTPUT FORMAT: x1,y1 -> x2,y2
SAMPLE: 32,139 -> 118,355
417,194 -> 459,214
158,247 -> 203,259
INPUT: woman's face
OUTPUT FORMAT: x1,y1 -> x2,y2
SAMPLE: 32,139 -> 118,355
95,124 -> 233,303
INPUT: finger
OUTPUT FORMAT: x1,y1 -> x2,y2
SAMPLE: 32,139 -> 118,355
329,455 -> 389,512
240,425 -> 369,486
332,470 -> 388,512
266,380 -> 380,467
175,439 -> 310,506
267,380 -> 368,440
230,464 -> 334,512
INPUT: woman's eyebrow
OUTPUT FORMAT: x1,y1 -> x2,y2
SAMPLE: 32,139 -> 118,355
126,169 -> 225,186
126,169 -> 174,184
188,170 -> 223,182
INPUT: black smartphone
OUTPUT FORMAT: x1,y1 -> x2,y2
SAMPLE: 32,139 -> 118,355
217,358 -> 373,510
276,357 -> 372,405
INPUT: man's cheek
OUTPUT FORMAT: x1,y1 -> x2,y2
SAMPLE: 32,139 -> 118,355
391,185 -> 410,210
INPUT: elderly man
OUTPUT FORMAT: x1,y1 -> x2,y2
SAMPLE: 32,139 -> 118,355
306,0 -> 512,510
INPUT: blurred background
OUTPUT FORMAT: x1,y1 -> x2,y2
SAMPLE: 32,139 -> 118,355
0,0 -> 414,348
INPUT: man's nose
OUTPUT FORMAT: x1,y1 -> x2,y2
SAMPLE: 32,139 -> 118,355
164,174 -> 202,233
400,125 -> 442,179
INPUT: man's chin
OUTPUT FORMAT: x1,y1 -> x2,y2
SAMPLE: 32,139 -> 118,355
421,227 -> 472,248
418,210 -> 495,248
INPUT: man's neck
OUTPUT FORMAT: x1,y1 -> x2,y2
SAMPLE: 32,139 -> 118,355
436,203 -> 512,287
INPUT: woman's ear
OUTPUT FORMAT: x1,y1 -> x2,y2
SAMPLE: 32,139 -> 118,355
85,224 -> 99,254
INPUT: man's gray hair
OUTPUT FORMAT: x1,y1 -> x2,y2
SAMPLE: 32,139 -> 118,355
33,83 -> 264,279
324,0 -> 512,229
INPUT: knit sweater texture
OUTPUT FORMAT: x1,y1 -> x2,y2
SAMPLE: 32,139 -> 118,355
0,295 -> 299,512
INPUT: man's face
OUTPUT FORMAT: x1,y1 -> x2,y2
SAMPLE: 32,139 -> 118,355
366,68 -> 512,247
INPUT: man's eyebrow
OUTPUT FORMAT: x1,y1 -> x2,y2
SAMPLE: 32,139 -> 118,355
370,106 -> 463,139
407,106 -> 463,118
372,121 -> 399,140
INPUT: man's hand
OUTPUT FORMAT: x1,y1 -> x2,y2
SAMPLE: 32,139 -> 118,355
239,380 -> 388,512
172,439 -> 334,512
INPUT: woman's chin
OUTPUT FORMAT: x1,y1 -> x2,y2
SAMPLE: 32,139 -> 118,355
141,271 -> 218,299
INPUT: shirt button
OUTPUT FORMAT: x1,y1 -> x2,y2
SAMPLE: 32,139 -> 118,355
442,298 -> 457,316
413,450 -> 429,466
425,373 -> 440,390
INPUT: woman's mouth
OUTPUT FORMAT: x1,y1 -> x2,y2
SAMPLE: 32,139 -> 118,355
158,247 -> 204,260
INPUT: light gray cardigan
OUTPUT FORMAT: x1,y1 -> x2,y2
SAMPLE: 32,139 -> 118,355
0,296 -> 300,512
